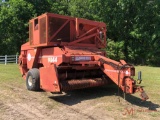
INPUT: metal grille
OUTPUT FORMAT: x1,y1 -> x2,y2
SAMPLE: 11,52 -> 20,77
29,22 -> 33,45
40,17 -> 46,44
48,17 -> 70,42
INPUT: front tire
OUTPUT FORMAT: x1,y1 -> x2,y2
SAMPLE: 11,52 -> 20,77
26,68 -> 40,91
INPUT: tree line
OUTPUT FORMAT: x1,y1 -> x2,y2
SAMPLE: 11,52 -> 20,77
0,0 -> 160,66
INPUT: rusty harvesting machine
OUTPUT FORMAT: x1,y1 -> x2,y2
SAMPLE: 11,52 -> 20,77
19,13 -> 148,101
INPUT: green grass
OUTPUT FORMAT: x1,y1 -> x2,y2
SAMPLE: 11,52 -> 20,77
135,66 -> 160,102
0,64 -> 159,119
0,64 -> 21,81
0,64 -> 59,107
0,64 -> 24,90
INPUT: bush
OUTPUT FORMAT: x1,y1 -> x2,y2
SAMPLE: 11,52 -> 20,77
106,39 -> 125,61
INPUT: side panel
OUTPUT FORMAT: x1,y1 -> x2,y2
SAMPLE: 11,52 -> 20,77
40,64 -> 60,92
40,47 -> 64,66
26,49 -> 36,69
19,52 -> 28,79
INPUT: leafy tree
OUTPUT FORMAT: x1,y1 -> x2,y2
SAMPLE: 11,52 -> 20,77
0,0 -> 34,55
49,0 -> 70,15
106,39 -> 125,61
24,0 -> 51,16
0,0 -> 160,66
68,0 -> 104,21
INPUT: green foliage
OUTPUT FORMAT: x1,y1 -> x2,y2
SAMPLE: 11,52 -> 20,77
24,0 -> 51,16
0,0 -> 34,55
49,0 -> 70,15
0,0 -> 160,66
106,39 -> 125,61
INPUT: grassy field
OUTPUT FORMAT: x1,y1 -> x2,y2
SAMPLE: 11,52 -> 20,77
0,64 -> 159,120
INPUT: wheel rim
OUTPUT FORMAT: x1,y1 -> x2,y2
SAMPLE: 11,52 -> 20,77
28,76 -> 33,86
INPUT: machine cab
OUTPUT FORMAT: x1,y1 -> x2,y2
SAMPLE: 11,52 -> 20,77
29,13 -> 106,48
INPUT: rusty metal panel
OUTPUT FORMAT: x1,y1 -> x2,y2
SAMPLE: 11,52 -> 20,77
40,17 -> 46,44
29,22 -> 33,45
40,65 -> 60,92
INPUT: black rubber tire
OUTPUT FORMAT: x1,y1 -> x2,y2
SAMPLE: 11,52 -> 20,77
26,68 -> 40,91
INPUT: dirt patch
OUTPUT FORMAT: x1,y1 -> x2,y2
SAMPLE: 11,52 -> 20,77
0,81 -> 159,120
0,66 -> 160,120
1,65 -> 160,120
0,82 -> 115,120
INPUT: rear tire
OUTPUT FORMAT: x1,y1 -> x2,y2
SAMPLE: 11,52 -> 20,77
26,68 -> 40,91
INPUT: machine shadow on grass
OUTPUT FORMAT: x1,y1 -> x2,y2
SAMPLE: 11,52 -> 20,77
124,94 -> 160,111
48,84 -> 159,110
49,85 -> 118,106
